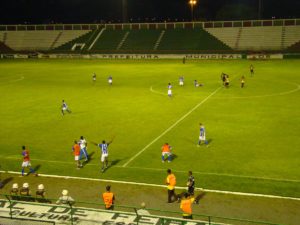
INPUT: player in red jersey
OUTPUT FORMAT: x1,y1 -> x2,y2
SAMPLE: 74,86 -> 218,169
21,146 -> 37,176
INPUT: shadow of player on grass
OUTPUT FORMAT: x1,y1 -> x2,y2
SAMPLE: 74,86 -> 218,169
26,164 -> 41,176
82,151 -> 95,167
0,177 -> 13,189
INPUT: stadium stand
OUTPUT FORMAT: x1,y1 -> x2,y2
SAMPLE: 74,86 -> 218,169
0,41 -> 13,53
0,22 -> 300,53
204,27 -> 241,49
0,31 -> 90,51
284,26 -> 300,50
237,26 -> 283,51
157,28 -> 231,52
51,30 -> 90,49
53,30 -> 96,51
119,29 -> 162,51
1,31 -> 60,51
91,29 -> 128,51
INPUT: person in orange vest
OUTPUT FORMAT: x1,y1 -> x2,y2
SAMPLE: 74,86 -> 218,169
161,143 -> 172,163
180,192 -> 194,219
102,185 -> 115,210
166,169 -> 177,203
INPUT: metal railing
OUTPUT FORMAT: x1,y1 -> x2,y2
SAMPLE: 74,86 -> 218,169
0,18 -> 299,31
0,194 -> 283,225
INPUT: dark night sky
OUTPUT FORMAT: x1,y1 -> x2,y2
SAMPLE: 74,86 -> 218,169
0,0 -> 299,24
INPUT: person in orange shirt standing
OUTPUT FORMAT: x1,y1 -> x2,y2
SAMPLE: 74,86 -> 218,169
102,185 -> 115,210
161,143 -> 172,163
166,169 -> 177,203
72,140 -> 82,169
180,192 -> 194,219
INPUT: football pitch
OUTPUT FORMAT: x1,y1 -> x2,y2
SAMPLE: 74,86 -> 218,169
0,59 -> 299,198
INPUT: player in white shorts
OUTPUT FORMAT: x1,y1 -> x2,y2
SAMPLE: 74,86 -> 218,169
168,83 -> 172,97
198,123 -> 208,146
108,76 -> 113,85
61,100 -> 71,115
92,140 -> 113,173
179,76 -> 184,86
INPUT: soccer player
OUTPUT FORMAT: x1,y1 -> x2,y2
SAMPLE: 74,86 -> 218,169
61,100 -> 71,115
167,83 -> 172,97
161,143 -> 172,163
194,80 -> 199,87
92,140 -> 112,173
21,146 -> 37,176
92,73 -> 96,83
250,64 -> 254,76
221,73 -> 226,86
241,76 -> 245,88
72,140 -> 82,169
108,75 -> 113,85
224,75 -> 229,88
79,136 -> 89,162
166,169 -> 177,203
198,123 -> 208,146
179,76 -> 184,86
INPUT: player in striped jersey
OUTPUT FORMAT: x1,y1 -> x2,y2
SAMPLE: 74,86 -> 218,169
61,100 -> 71,115
92,140 -> 112,173
198,123 -> 208,146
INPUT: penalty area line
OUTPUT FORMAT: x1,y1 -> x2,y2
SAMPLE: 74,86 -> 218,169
122,86 -> 222,167
1,170 -> 299,202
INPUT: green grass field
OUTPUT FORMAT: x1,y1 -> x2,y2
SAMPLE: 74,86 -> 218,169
0,59 -> 299,199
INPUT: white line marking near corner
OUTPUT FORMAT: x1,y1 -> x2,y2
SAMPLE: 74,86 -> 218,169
122,87 -> 222,167
1,170 -> 299,201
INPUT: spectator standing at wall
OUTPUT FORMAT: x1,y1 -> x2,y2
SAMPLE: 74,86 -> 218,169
136,202 -> 150,215
102,185 -> 115,210
36,184 -> 51,203
10,183 -> 20,200
56,190 -> 75,205
19,183 -> 33,201
180,192 -> 194,219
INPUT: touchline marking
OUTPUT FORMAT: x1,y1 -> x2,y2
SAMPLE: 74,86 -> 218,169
1,170 -> 299,201
116,166 -> 300,183
2,155 -> 299,183
122,87 -> 222,167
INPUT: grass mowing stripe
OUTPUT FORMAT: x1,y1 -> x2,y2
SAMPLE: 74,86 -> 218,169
3,156 -> 299,183
1,170 -> 299,202
122,86 -> 222,167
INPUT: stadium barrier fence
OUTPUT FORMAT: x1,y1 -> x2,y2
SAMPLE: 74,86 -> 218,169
0,194 -> 283,225
0,18 -> 299,31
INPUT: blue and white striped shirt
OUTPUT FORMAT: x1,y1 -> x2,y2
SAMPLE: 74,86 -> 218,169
98,143 -> 109,154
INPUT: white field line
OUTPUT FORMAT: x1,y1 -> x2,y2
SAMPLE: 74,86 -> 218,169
2,156 -> 300,183
115,166 -> 300,183
122,86 -> 222,167
1,170 -> 299,201
151,82 -> 300,100
0,75 -> 24,85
